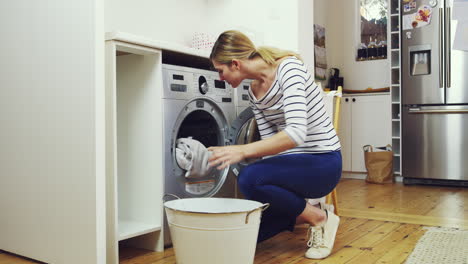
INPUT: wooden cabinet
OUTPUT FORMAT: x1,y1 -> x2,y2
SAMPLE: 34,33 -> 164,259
338,94 -> 392,172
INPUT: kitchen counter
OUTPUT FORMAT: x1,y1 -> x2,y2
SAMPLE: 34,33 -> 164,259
105,31 -> 210,59
343,92 -> 390,96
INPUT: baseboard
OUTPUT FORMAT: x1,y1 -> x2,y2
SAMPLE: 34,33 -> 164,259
342,172 -> 403,182
342,172 -> 366,180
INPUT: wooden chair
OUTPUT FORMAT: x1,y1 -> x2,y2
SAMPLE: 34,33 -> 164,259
324,86 -> 342,215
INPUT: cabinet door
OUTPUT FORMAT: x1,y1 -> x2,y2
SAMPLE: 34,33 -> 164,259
351,95 -> 392,172
338,97 -> 352,171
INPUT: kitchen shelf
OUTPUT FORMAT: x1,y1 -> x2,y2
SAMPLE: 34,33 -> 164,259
391,53 -> 400,67
391,69 -> 400,84
389,0 -> 402,177
391,0 -> 399,14
393,156 -> 401,172
391,86 -> 400,101
119,221 -> 161,241
391,34 -> 400,49
391,16 -> 400,32
391,101 -> 400,117
392,123 -> 400,137
106,40 -> 165,263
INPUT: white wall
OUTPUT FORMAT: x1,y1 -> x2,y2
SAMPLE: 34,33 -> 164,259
202,0 -> 299,51
105,0 -> 314,67
298,0 -> 315,70
105,0 -> 206,45
341,0 -> 390,90
326,0 -> 345,72
0,1 -> 105,264
314,0 -> 389,90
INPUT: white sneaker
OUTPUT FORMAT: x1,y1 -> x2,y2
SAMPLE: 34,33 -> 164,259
307,200 -> 334,213
305,209 -> 340,259
319,201 -> 334,213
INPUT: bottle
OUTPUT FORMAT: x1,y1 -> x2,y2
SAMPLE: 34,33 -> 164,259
367,37 -> 377,59
357,43 -> 368,61
379,40 -> 387,59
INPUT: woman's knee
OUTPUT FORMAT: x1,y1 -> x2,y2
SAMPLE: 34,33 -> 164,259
237,165 -> 259,195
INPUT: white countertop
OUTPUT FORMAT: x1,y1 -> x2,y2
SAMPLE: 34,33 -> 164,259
343,92 -> 390,96
105,31 -> 210,58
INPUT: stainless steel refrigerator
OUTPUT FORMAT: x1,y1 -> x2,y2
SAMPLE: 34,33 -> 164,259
401,0 -> 468,185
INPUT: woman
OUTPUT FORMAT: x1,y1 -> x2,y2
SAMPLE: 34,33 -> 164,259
208,30 -> 342,259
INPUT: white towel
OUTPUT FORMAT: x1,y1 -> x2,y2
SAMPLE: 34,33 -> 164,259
175,137 -> 215,178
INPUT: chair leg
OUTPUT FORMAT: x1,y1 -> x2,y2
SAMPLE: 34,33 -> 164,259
331,189 -> 339,215
325,189 -> 339,216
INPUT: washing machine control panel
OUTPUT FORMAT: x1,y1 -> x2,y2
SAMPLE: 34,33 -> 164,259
193,72 -> 233,103
198,76 -> 209,94
236,81 -> 251,108
162,64 -> 233,104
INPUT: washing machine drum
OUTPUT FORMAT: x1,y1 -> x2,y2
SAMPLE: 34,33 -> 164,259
228,107 -> 261,176
171,98 -> 230,197
171,102 -> 261,197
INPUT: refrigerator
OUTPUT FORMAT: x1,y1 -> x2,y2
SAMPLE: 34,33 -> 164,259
401,0 -> 468,185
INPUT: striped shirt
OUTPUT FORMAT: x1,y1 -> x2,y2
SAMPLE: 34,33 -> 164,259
249,57 -> 341,155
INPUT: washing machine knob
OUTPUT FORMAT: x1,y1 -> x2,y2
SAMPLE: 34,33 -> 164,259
200,82 -> 209,94
198,76 -> 209,94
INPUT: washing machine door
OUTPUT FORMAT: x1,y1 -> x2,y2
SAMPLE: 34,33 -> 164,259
228,107 -> 261,176
170,97 -> 230,197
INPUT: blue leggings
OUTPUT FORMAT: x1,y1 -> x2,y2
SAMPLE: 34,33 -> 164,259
237,151 -> 342,242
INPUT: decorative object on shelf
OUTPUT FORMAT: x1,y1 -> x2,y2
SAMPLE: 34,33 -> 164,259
357,0 -> 388,61
367,38 -> 378,59
357,43 -> 368,61
191,32 -> 215,50
314,24 -> 327,80
378,40 -> 388,58
327,68 -> 344,90
356,38 -> 388,61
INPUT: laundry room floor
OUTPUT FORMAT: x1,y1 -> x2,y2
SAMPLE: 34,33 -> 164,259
119,178 -> 468,264
1,179 -> 466,264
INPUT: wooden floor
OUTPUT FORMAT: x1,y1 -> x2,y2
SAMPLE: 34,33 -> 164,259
2,179 -> 467,263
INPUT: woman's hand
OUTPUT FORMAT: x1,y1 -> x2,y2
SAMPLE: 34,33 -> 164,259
208,145 -> 246,170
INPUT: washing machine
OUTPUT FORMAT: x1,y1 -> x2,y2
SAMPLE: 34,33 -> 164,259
224,80 -> 262,198
162,64 -> 238,244
162,63 -> 237,198
234,80 -> 252,116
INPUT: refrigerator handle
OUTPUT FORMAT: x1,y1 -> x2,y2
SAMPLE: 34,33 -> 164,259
439,8 -> 443,88
408,109 -> 468,114
446,7 -> 451,88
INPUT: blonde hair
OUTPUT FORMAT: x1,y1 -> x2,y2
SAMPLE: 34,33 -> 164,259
210,30 -> 301,65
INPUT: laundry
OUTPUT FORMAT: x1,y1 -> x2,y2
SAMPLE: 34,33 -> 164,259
175,137 -> 216,178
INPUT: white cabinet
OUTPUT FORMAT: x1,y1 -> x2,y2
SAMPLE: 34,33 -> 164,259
105,40 -> 164,263
338,94 -> 392,172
